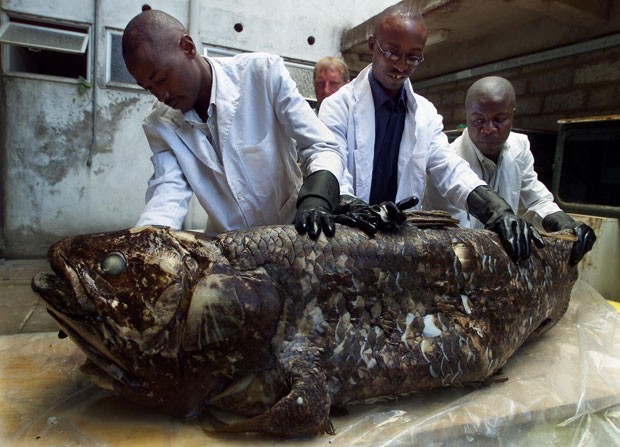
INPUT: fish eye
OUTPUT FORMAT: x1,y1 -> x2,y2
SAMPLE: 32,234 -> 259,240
100,252 -> 127,276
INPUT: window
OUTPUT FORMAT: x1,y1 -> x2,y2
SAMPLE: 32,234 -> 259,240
0,16 -> 89,80
203,45 -> 315,101
106,29 -> 136,86
553,116 -> 620,218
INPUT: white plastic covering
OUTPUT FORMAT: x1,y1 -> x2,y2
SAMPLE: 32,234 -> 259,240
2,280 -> 620,446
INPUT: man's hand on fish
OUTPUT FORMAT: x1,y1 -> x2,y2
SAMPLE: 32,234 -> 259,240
333,196 -> 418,236
570,222 -> 596,266
467,185 -> 545,262
295,196 -> 336,240
295,170 -> 340,240
486,213 -> 546,262
542,210 -> 597,266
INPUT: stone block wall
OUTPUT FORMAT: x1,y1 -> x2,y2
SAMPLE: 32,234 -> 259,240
416,46 -> 620,132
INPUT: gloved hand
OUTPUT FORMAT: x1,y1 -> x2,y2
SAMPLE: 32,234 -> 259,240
467,185 -> 545,262
543,211 -> 596,266
334,196 -> 419,236
294,170 -> 339,240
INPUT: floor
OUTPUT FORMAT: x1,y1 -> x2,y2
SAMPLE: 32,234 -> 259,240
0,258 -> 58,335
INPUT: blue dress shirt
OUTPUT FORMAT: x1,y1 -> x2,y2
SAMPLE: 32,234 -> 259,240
368,72 -> 408,204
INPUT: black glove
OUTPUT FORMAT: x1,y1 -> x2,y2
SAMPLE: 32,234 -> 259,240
294,170 -> 339,240
334,196 -> 419,236
467,185 -> 545,262
543,211 -> 596,266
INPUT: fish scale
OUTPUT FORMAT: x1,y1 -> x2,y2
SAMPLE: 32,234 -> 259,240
31,213 -> 577,437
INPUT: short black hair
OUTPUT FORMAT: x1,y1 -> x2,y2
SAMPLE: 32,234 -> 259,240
373,3 -> 424,36
122,9 -> 186,60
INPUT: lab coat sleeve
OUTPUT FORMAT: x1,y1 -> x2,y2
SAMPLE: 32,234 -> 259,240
425,114 -> 486,209
516,140 -> 562,229
135,124 -> 193,230
267,57 -> 346,182
317,91 -> 355,196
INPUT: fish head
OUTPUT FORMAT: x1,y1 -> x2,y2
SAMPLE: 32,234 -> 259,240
31,226 -> 213,393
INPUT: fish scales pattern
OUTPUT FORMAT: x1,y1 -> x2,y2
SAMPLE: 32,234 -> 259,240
31,217 -> 578,436
214,224 -> 575,404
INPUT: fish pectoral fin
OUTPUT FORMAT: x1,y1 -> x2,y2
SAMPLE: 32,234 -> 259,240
217,337 -> 336,437
212,370 -> 334,437
213,339 -> 334,437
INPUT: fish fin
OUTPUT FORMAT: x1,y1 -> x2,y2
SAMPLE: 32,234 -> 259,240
213,396 -> 334,437
213,337 -> 334,436
211,373 -> 334,436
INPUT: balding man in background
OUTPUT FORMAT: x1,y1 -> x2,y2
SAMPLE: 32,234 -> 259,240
313,57 -> 350,112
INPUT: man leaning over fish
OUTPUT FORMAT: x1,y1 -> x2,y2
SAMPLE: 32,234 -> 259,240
318,3 -> 552,261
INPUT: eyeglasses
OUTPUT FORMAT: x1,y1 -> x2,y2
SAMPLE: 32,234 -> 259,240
374,38 -> 424,67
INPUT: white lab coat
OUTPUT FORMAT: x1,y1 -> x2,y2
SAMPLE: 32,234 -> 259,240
318,64 -> 485,208
136,53 -> 344,232
424,129 -> 561,229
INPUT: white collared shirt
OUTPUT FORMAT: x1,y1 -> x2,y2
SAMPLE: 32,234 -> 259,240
424,128 -> 561,229
136,53 -> 344,232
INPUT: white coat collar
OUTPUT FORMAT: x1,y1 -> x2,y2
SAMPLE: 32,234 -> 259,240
170,57 -> 240,144
170,57 -> 240,171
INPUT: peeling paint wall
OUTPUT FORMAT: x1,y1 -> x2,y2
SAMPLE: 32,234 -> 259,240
1,77 -> 154,256
0,0 -> 398,257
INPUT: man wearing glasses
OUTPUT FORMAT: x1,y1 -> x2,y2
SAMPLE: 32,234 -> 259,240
318,3 -> 545,261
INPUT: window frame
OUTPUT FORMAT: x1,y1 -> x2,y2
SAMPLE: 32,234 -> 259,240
104,28 -> 139,89
0,12 -> 91,83
0,21 -> 89,54
552,115 -> 620,218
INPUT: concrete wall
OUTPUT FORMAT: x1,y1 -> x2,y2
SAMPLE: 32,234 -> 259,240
0,0 -> 396,258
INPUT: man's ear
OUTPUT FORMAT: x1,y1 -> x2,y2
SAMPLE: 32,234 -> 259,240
179,34 -> 196,57
368,36 -> 375,52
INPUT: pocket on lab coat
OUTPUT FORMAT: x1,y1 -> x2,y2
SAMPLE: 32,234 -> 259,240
238,142 -> 277,199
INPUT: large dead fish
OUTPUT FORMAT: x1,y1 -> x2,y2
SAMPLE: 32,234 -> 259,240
31,213 -> 578,437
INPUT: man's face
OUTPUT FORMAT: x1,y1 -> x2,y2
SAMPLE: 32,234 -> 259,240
125,38 -> 201,113
466,95 -> 515,160
314,68 -> 347,107
369,15 -> 426,98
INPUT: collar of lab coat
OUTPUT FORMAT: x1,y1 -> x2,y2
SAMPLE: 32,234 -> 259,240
168,57 -> 240,170
352,64 -> 418,111
462,128 -> 520,212
350,64 -> 420,201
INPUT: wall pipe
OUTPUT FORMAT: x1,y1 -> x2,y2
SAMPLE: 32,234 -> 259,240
87,0 -> 99,167
189,0 -> 202,54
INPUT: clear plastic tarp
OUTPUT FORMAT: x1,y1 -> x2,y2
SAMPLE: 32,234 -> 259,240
2,280 -> 620,446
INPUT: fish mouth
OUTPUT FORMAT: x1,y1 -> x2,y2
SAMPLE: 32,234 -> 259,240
32,257 -> 145,392
32,272 -> 83,317
32,251 -> 95,317
45,307 -> 145,392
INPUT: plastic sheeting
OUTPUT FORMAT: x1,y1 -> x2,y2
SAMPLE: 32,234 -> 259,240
2,280 -> 620,446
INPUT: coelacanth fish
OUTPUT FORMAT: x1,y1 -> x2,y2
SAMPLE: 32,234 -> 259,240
31,212 -> 578,437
